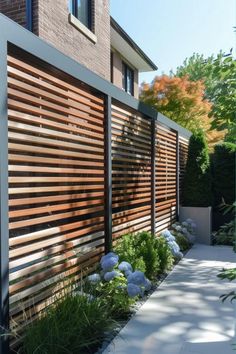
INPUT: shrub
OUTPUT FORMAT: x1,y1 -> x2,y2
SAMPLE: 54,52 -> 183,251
113,234 -> 146,274
218,268 -> 236,302
161,230 -> 183,260
182,130 -> 212,206
171,219 -> 196,244
92,275 -> 136,319
23,294 -> 113,354
115,231 -> 174,278
174,234 -> 190,252
211,143 -> 236,206
133,232 -> 160,279
85,252 -> 151,319
213,221 -> 235,246
114,231 -> 160,279
155,236 -> 174,273
213,201 -> 236,250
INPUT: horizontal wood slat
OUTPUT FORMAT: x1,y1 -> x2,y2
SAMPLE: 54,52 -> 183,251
179,136 -> 189,204
7,54 -> 106,341
111,105 -> 152,241
155,124 -> 177,233
4,52 -> 189,352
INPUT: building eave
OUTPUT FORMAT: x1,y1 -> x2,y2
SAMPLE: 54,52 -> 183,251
110,17 -> 158,72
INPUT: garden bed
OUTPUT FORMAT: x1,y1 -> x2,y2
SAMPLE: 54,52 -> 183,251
21,220 -> 195,354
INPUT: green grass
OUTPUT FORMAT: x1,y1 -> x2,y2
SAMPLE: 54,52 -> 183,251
23,294 -> 114,354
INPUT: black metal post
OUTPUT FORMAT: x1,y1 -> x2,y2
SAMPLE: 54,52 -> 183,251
176,132 -> 180,220
0,40 -> 10,354
151,118 -> 156,235
104,95 -> 112,253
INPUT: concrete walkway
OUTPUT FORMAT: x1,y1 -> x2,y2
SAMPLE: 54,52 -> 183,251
103,244 -> 236,354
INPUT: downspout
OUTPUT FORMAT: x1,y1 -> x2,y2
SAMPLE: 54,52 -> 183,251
26,0 -> 33,32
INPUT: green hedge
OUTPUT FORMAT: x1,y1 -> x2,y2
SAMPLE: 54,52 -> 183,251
182,130 -> 212,207
211,143 -> 236,206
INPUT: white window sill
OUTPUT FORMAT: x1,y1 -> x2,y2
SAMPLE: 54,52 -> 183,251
69,13 -> 97,44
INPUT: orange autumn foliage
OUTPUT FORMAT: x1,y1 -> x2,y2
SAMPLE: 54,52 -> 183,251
140,75 -> 225,147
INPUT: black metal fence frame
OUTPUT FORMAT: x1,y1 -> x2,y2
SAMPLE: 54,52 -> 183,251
0,14 -> 191,354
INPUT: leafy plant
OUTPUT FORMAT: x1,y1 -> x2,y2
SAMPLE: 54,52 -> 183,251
89,276 -> 136,319
114,232 -> 161,279
213,200 -> 236,251
219,200 -> 236,215
174,234 -> 190,252
176,51 -> 236,143
217,268 -> 236,302
113,234 -> 146,273
213,220 -> 235,246
208,55 -> 236,139
133,232 -> 160,279
171,219 -> 196,244
182,130 -> 212,207
211,143 -> 236,206
218,268 -> 236,281
216,201 -> 236,304
84,252 -> 151,319
23,294 -> 113,354
155,236 -> 174,273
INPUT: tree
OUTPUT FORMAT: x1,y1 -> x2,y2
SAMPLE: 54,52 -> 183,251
140,75 -> 224,146
209,55 -> 236,142
182,130 -> 212,207
140,75 -> 211,131
176,52 -> 224,95
211,143 -> 236,206
176,52 -> 236,142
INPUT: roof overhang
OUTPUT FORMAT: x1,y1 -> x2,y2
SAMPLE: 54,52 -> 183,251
110,17 -> 158,73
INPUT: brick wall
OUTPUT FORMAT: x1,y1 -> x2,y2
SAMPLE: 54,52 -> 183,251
37,0 -> 110,80
0,0 -> 27,27
0,0 -> 110,80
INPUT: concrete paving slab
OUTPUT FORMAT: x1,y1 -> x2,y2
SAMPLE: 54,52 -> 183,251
103,244 -> 236,354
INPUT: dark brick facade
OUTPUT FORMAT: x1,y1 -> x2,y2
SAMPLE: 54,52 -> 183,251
0,0 -> 27,27
0,0 -> 110,80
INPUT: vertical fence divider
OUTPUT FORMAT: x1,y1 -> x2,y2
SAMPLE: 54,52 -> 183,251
0,39 -> 9,354
176,132 -> 180,221
151,118 -> 156,235
104,95 -> 112,253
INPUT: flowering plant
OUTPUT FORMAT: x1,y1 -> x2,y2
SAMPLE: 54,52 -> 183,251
161,219 -> 196,255
171,218 -> 196,244
161,230 -> 183,259
85,252 -> 152,318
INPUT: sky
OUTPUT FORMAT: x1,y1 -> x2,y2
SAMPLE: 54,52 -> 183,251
110,0 -> 236,83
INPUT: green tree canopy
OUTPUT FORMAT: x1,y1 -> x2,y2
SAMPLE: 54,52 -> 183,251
176,52 -> 236,142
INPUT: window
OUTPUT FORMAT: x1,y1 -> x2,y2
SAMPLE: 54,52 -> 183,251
71,0 -> 92,29
122,62 -> 134,96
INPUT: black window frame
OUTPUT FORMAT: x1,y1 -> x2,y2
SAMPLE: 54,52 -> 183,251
122,62 -> 134,96
71,0 -> 92,30
110,51 -> 114,83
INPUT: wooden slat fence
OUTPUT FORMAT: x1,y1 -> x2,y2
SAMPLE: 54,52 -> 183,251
179,135 -> 189,203
111,104 -> 152,240
2,50 -> 190,350
155,124 -> 177,233
8,54 -> 106,344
